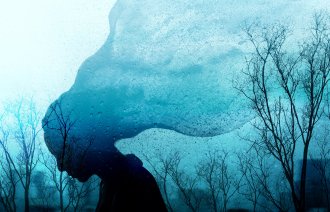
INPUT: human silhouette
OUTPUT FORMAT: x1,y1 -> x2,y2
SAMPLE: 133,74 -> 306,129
95,153 -> 167,211
43,113 -> 167,211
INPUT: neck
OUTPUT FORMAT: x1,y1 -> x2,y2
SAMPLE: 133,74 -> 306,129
95,149 -> 129,180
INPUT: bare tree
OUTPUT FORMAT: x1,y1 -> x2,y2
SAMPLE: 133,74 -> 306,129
66,176 -> 99,212
31,170 -> 56,209
236,14 -> 330,211
144,151 -> 203,211
40,151 -> 98,211
40,152 -> 70,211
166,152 -> 204,212
42,99 -> 95,211
239,145 -> 291,212
197,151 -> 221,212
197,150 -> 242,212
144,149 -> 248,211
0,98 -> 42,212
309,136 -> 330,210
143,151 -> 176,212
0,122 -> 18,212
42,99 -> 76,212
237,151 -> 262,212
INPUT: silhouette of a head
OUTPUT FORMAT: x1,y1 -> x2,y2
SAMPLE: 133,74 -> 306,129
42,99 -> 123,182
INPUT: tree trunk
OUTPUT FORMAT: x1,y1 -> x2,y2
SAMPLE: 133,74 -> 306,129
24,187 -> 29,212
60,172 -> 64,212
298,145 -> 309,212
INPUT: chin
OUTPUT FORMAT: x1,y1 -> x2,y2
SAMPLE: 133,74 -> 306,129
77,177 -> 89,182
77,174 -> 92,182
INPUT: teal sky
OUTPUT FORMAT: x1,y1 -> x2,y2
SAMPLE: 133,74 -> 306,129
0,0 -> 116,109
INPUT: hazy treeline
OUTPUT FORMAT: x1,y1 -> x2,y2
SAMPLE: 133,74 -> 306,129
0,98 -> 100,212
146,14 -> 330,212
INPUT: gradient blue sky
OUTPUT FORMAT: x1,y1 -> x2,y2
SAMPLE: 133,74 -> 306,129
0,0 -> 116,109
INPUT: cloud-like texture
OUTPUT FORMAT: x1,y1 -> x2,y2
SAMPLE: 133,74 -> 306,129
43,0 -> 329,151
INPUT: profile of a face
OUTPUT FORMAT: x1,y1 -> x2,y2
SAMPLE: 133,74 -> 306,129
43,87 -> 134,184
42,99 -> 108,182
43,129 -> 94,182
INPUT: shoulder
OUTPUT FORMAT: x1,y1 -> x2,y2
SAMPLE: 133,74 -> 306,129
125,154 -> 157,185
115,154 -> 168,211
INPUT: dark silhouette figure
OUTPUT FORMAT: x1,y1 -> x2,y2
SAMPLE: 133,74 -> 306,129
42,100 -> 167,211
43,131 -> 167,211
95,153 -> 167,211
